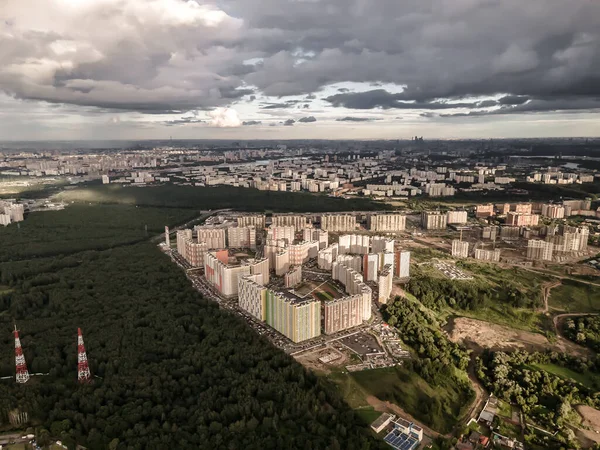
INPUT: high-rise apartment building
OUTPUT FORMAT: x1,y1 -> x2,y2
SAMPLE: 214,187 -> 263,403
265,291 -> 321,343
541,204 -> 565,219
204,251 -> 251,298
527,239 -> 554,261
195,225 -> 227,249
367,214 -> 406,232
303,228 -> 329,249
338,234 -> 370,255
371,236 -> 394,254
275,249 -> 290,276
227,226 -> 257,249
378,264 -> 393,304
476,204 -> 494,218
363,254 -> 379,282
264,238 -> 287,268
506,212 -> 539,227
284,266 -> 302,288
514,203 -> 533,214
288,241 -> 311,266
267,226 -> 295,245
474,248 -> 501,262
451,240 -> 469,258
318,243 -> 339,270
238,275 -> 268,320
272,214 -> 308,231
394,251 -> 410,278
237,214 -> 266,229
421,212 -> 447,230
245,257 -> 270,285
323,294 -> 364,334
446,210 -> 468,224
320,214 -> 356,232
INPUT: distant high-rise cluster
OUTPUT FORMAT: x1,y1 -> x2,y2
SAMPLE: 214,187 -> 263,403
0,201 -> 25,226
367,214 -> 406,232
320,214 -> 356,232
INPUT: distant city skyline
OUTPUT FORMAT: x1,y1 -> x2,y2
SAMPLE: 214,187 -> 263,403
1,0 -> 599,140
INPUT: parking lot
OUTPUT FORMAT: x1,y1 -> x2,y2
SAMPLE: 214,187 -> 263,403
339,332 -> 383,357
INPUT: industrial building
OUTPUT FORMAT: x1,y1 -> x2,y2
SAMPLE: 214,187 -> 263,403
204,250 -> 251,298
446,210 -> 468,224
527,239 -> 554,261
421,211 -> 447,230
227,226 -> 257,249
451,240 -> 469,258
320,214 -> 356,232
324,294 -> 364,334
265,291 -> 321,343
367,214 -> 406,232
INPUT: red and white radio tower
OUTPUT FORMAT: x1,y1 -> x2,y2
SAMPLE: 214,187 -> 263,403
14,324 -> 30,384
77,328 -> 92,383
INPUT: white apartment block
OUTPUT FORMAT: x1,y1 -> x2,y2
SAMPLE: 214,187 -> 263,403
474,248 -> 501,262
451,240 -> 469,258
245,257 -> 270,285
318,243 -> 339,270
238,275 -> 267,321
323,294 -> 364,334
378,264 -> 393,304
272,214 -> 308,231
228,226 -> 257,249
371,236 -> 394,254
338,234 -> 370,255
446,210 -> 468,224
267,226 -> 295,245
237,214 -> 266,229
275,249 -> 290,276
321,214 -> 357,232
394,250 -> 410,278
421,212 -> 447,230
541,204 -> 565,219
363,253 -> 379,282
284,265 -> 302,288
204,251 -> 251,298
527,239 -> 554,261
303,228 -> 329,249
367,214 -> 406,232
195,225 -> 227,249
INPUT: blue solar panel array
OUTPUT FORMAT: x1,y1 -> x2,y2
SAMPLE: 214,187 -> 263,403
383,430 -> 419,450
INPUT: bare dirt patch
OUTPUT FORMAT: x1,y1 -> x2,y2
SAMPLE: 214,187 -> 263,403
447,317 -> 588,356
294,345 -> 350,374
576,405 -> 600,432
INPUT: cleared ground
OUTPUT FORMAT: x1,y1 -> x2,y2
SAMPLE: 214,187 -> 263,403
446,317 -> 589,356
295,280 -> 345,301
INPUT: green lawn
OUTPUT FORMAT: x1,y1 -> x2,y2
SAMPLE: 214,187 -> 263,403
316,291 -> 333,301
496,399 -> 513,419
346,366 -> 472,434
354,407 -> 383,426
531,363 -> 600,389
548,280 -> 600,313
497,419 -> 522,439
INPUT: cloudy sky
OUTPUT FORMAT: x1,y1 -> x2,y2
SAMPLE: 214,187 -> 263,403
1,0 -> 599,140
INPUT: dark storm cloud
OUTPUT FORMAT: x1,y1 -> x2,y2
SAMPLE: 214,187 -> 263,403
2,0 -> 600,117
336,116 -> 378,122
298,116 -> 317,122
440,97 -> 600,117
324,90 -> 480,109
498,95 -> 530,105
283,119 -> 295,126
242,120 -> 262,125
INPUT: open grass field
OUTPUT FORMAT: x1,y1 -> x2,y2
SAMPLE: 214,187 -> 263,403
295,280 -> 344,300
347,366 -> 471,434
548,279 -> 600,313
354,407 -> 383,425
531,363 -> 600,390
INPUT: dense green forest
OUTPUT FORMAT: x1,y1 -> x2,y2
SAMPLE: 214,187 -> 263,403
476,350 -> 600,449
381,298 -> 474,432
564,316 -> 600,352
55,184 -> 390,212
0,206 -> 385,449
